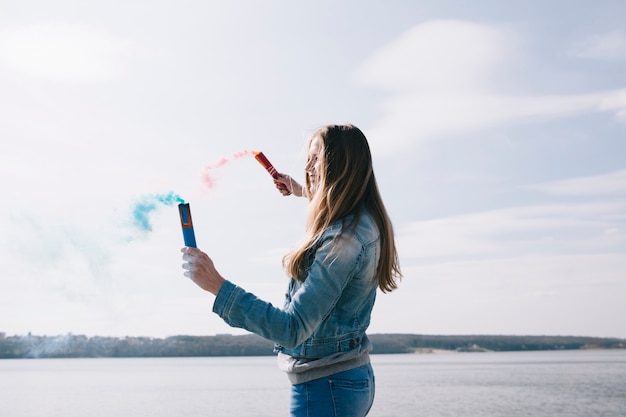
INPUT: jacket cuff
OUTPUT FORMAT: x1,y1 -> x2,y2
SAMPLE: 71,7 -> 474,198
212,280 -> 239,320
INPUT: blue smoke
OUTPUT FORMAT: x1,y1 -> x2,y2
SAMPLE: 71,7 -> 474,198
132,192 -> 185,232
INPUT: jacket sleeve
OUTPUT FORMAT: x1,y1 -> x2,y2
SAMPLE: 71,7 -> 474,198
212,231 -> 363,349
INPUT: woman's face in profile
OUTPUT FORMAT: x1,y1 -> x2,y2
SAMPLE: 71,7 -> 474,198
305,135 -> 322,194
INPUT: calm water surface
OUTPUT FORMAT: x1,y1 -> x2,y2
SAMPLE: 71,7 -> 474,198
1,349 -> 624,417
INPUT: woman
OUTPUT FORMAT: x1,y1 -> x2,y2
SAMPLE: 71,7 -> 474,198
182,124 -> 401,417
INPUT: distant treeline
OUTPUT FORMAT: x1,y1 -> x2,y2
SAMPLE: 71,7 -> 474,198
0,332 -> 624,359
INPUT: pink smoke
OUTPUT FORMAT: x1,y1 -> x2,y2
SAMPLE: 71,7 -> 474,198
200,150 -> 256,190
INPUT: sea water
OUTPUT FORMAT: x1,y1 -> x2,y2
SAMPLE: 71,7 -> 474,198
1,349 -> 624,417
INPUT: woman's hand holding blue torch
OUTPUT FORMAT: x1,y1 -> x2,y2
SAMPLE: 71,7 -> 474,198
181,247 -> 225,296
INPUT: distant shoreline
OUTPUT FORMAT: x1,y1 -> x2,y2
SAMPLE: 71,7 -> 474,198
1,333 -> 624,359
413,348 -> 458,354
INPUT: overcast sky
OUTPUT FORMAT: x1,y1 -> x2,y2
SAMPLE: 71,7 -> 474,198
1,1 -> 625,340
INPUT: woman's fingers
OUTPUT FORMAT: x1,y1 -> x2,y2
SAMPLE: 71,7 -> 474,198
181,247 -> 200,277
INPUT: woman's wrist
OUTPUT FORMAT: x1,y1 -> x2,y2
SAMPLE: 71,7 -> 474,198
293,183 -> 304,197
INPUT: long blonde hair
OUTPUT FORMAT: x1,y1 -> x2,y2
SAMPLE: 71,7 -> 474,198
283,124 -> 401,293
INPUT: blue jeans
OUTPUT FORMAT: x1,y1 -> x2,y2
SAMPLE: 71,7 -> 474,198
290,363 -> 375,417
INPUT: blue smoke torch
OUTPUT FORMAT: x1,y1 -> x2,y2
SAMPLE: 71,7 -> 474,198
178,203 -> 197,248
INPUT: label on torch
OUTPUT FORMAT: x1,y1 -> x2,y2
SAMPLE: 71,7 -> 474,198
178,203 -> 197,248
254,151 -> 279,179
254,151 -> 290,194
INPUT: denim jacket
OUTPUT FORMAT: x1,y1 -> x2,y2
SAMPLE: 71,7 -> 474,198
212,211 -> 380,360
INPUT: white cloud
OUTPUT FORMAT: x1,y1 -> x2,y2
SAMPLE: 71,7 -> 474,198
599,88 -> 626,122
571,31 -> 626,62
0,22 -> 144,82
371,251 -> 626,336
370,90 -> 626,152
527,169 -> 626,196
397,200 -> 626,262
384,171 -> 626,336
364,89 -> 626,156
355,20 -> 626,155
355,19 -> 512,93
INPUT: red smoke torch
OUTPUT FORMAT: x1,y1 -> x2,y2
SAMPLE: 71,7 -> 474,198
254,151 -> 289,194
253,151 -> 279,179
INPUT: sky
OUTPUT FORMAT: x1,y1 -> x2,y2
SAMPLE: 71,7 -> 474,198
1,0 -> 625,340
